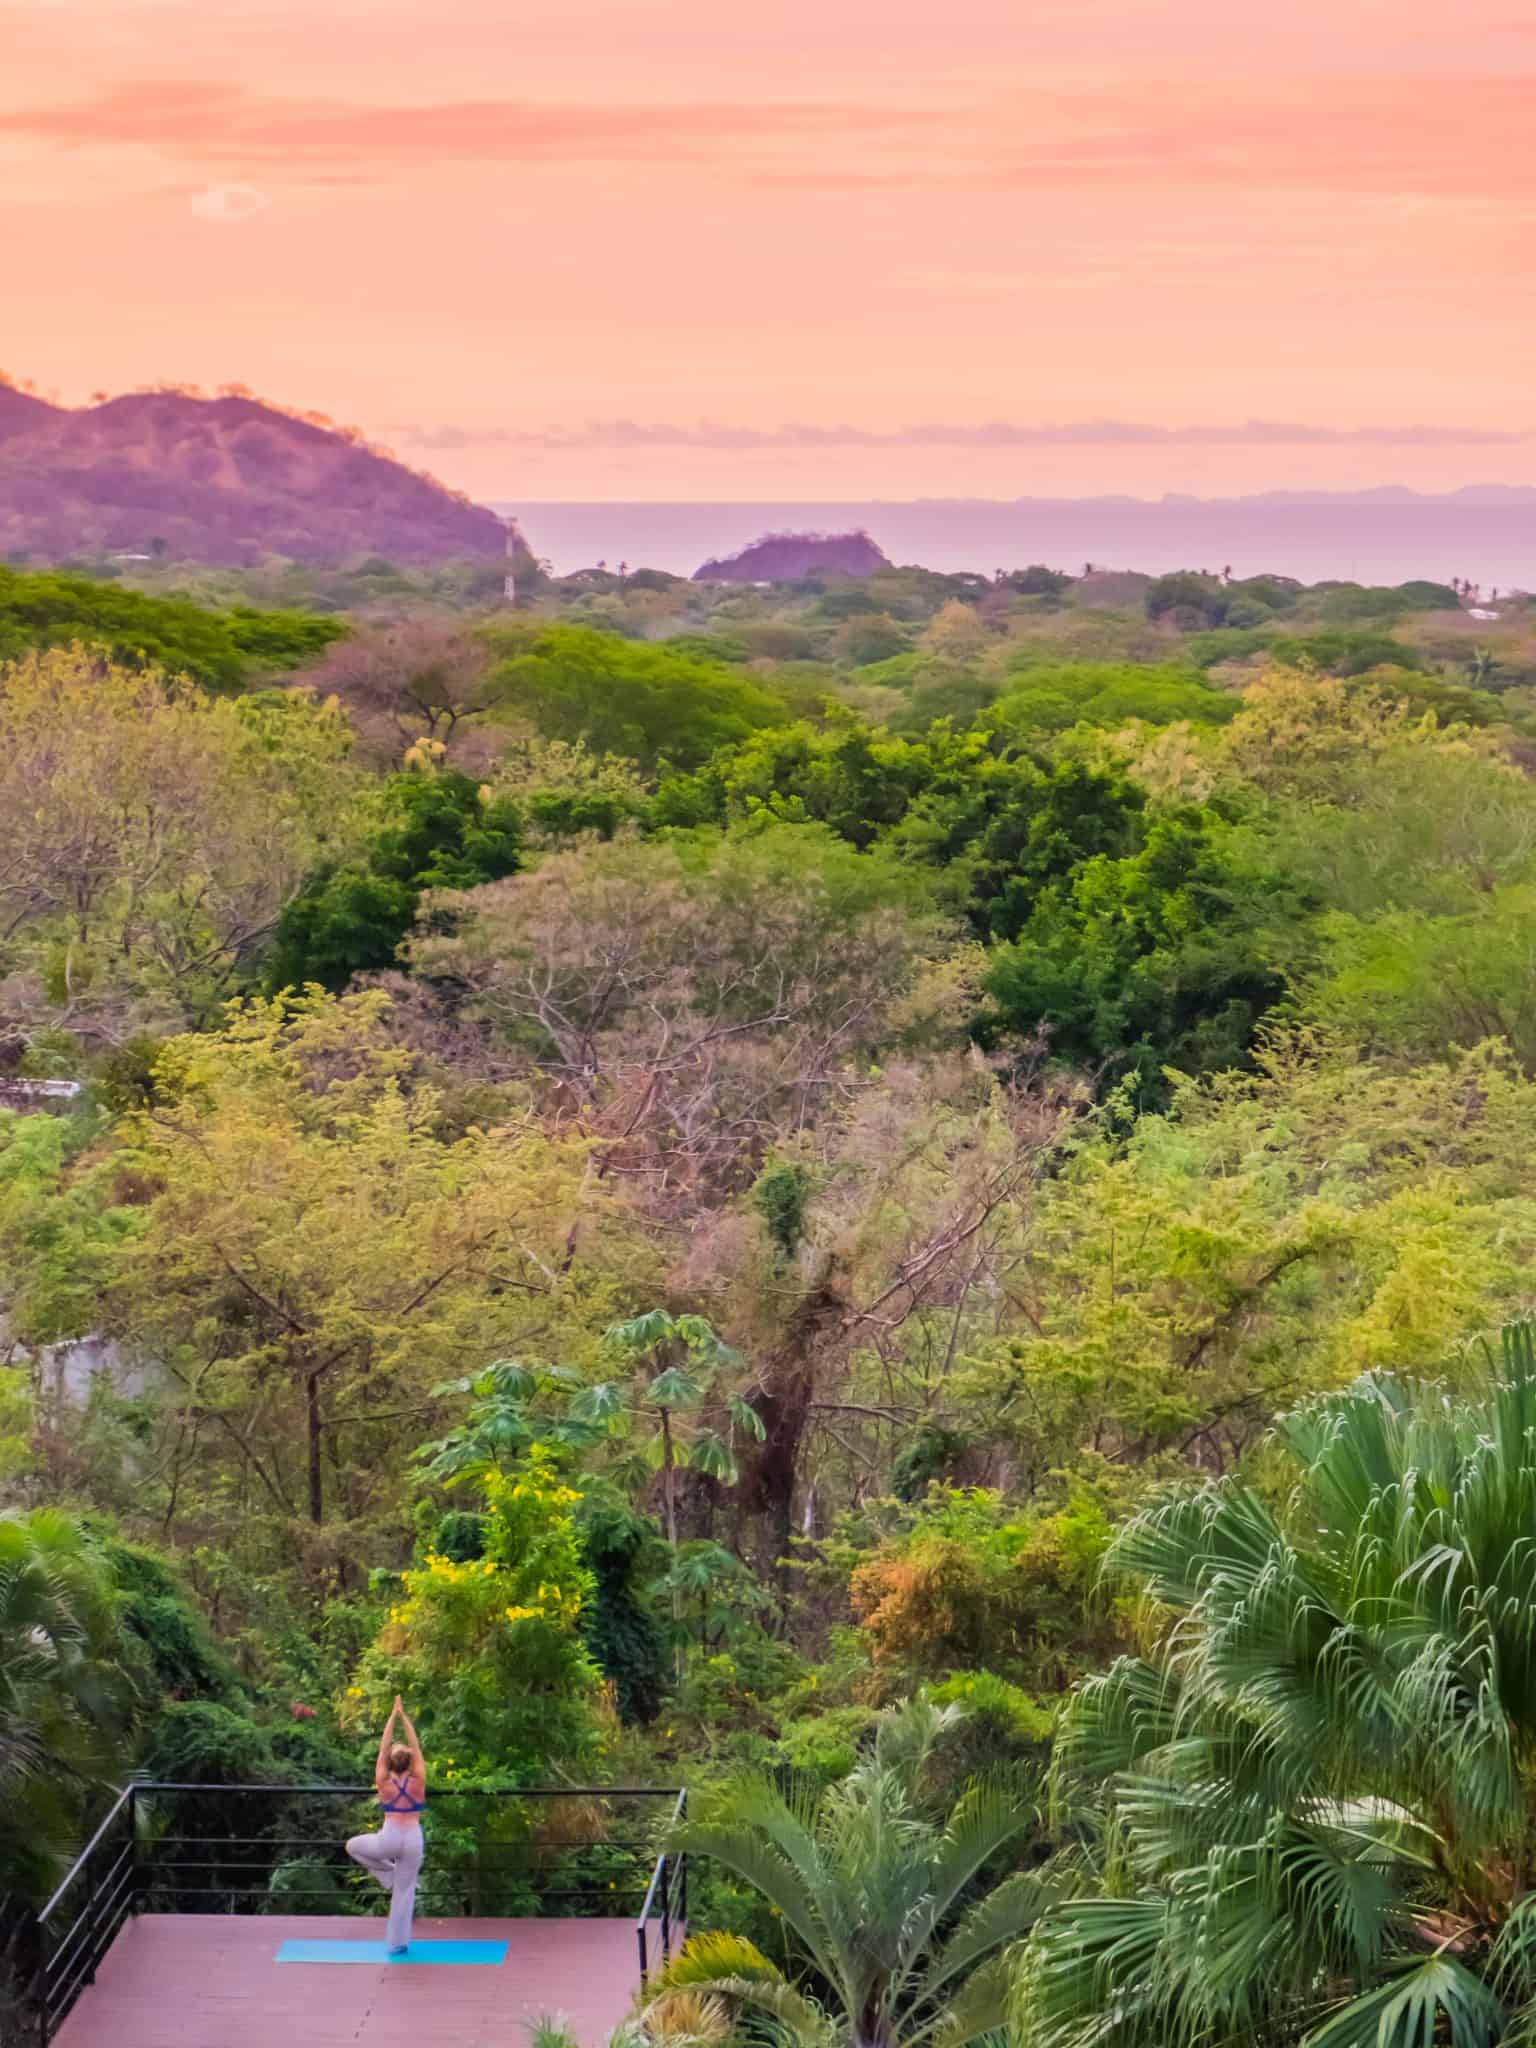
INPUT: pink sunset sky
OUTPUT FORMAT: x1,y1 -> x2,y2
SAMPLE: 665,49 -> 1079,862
4,0 -> 1534,501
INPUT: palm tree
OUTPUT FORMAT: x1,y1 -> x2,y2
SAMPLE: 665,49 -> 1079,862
648,1698 -> 1051,2048
1024,1324 -> 1536,2048
0,1509 -> 129,1898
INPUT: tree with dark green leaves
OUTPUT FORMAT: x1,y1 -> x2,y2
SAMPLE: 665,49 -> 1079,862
223,605 -> 346,671
578,1504 -> 669,1726
652,718 -> 1150,942
1144,571 -> 1227,626
97,1534 -> 240,1708
265,768 -> 523,990
934,758 -> 1148,943
981,809 -> 1302,1100
653,716 -> 937,848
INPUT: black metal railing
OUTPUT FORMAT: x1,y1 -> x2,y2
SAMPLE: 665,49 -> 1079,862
635,1788 -> 688,1988
34,1786 -> 137,2047
22,1781 -> 683,2046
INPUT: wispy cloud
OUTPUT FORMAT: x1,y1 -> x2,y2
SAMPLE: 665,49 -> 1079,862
4,70 -> 1531,202
0,79 -> 941,171
393,419 -> 1535,452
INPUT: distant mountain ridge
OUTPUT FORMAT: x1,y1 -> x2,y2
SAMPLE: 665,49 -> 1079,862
886,486 -> 1536,509
0,384 -> 512,566
1154,485 -> 1536,507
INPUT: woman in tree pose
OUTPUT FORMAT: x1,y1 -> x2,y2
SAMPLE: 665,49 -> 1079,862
346,1696 -> 426,1955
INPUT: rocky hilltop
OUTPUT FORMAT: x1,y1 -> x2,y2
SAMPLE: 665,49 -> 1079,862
694,528 -> 891,582
0,384 -> 512,566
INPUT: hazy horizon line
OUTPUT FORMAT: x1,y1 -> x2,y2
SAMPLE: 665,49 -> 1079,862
406,418 -> 1536,453
494,484 -> 1536,508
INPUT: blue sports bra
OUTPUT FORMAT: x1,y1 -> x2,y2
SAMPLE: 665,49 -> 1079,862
380,1771 -> 425,1814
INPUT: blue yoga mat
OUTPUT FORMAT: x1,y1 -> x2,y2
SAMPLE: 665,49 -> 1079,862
276,1938 -> 508,1966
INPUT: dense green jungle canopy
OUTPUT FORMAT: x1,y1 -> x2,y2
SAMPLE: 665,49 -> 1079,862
4,547 -> 1536,2048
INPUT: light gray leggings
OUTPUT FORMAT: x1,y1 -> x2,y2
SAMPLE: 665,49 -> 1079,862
346,1819 -> 424,1951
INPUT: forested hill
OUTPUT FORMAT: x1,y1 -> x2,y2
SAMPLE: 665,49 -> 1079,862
695,529 -> 892,581
0,383 -> 512,565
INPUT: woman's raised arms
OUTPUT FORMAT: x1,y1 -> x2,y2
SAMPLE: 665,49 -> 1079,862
374,1698 -> 402,1788
394,1697 -> 425,1778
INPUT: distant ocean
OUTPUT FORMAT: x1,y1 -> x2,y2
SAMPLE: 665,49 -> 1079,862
500,496 -> 1535,590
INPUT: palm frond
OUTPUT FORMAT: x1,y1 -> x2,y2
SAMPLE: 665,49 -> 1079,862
641,1939 -> 832,2048
1302,1955 -> 1505,2048
912,1952 -> 1016,2048
667,1813 -> 841,1989
896,1767 -> 1041,1979
1022,1892 -> 1175,2048
911,1868 -> 1055,2013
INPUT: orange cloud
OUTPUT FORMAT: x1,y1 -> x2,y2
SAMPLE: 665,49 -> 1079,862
0,78 -> 946,173
6,68 -> 1531,205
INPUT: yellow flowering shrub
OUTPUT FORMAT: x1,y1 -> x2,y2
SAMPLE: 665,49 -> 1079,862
342,1452 -> 601,1779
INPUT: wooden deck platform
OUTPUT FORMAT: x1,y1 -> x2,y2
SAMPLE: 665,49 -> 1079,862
53,1914 -> 647,2048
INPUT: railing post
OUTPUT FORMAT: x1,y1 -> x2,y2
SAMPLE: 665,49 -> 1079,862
83,1839 -> 99,1991
128,1785 -> 139,1918
36,1914 -> 50,2048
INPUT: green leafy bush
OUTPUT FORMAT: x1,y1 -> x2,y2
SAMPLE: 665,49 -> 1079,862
265,768 -> 522,989
141,1699 -> 286,1783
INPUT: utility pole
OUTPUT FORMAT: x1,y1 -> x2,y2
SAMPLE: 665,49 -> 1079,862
502,518 -> 517,604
